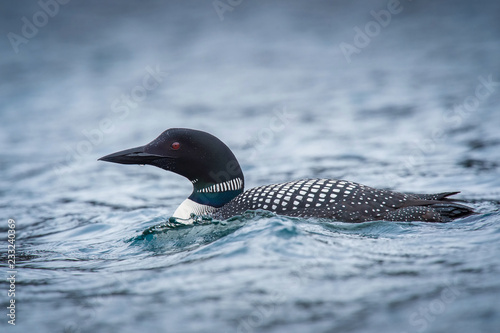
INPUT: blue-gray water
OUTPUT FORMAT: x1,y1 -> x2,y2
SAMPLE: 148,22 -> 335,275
1,1 -> 500,332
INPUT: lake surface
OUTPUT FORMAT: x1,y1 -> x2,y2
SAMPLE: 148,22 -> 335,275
1,1 -> 500,332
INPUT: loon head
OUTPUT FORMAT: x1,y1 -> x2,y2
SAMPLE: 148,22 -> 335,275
99,128 -> 245,209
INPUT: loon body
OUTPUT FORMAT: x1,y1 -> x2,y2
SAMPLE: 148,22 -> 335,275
99,128 -> 473,223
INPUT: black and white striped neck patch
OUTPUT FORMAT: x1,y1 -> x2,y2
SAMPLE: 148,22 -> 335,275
197,177 -> 244,193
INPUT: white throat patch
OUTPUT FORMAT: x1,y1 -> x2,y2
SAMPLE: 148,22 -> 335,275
172,198 -> 217,224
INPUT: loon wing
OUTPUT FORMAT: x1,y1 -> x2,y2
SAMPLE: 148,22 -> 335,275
404,191 -> 461,201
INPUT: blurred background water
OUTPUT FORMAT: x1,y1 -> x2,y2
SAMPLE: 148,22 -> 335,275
1,0 -> 500,332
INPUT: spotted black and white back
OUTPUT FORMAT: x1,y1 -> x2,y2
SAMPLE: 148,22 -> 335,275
212,178 -> 429,222
212,178 -> 473,222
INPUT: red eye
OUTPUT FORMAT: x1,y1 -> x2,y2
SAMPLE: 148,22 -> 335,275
171,142 -> 181,150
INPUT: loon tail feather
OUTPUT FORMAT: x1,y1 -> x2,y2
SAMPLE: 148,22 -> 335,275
430,203 -> 475,221
402,191 -> 474,221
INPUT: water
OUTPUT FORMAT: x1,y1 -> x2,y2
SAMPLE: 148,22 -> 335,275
1,1 -> 500,332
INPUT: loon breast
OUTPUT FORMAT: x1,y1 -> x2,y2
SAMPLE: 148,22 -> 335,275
212,178 -> 471,223
173,198 -> 218,222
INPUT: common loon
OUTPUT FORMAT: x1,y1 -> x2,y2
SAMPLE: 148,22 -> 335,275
99,128 -> 473,223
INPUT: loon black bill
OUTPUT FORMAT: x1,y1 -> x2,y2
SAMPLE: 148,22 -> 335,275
98,146 -> 164,165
